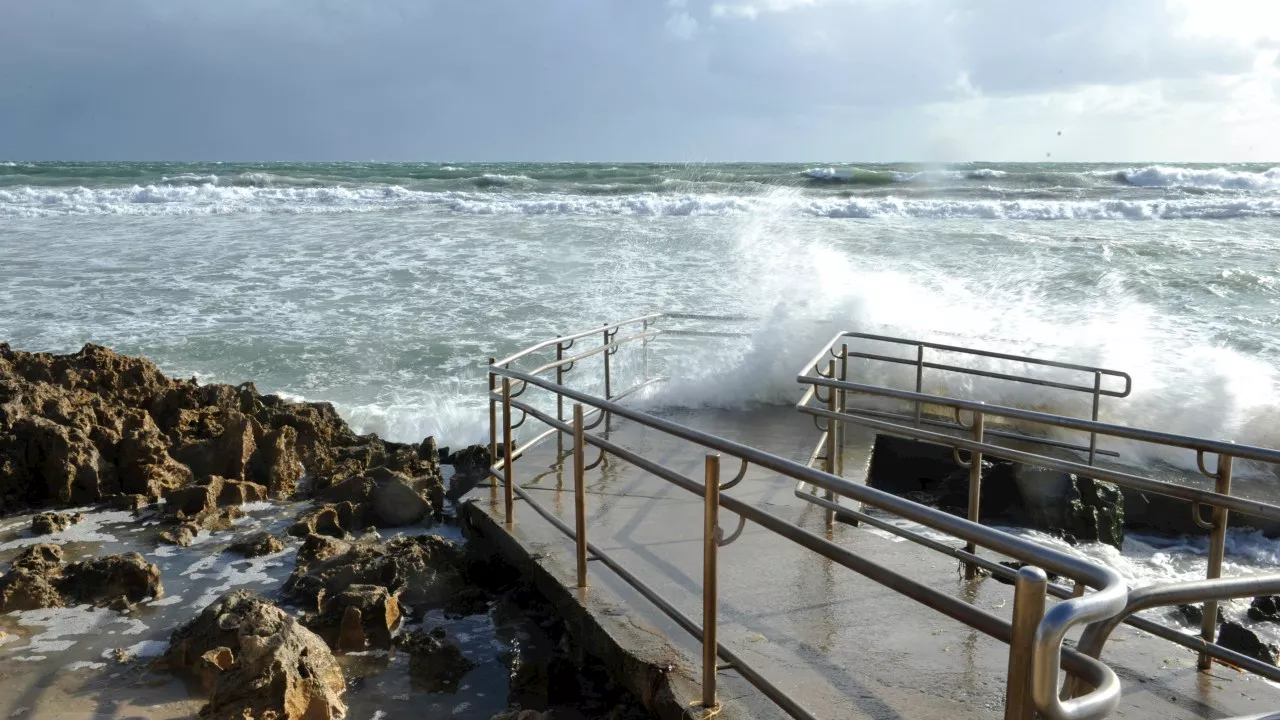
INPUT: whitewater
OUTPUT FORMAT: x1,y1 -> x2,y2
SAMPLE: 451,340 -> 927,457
2,160 -> 1279,617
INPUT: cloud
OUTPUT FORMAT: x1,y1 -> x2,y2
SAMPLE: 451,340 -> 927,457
0,0 -> 1276,160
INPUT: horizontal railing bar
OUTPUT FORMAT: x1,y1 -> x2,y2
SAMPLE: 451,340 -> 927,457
842,406 -> 1121,458
660,329 -> 753,338
837,331 -> 1133,396
525,329 -> 660,377
494,313 -> 663,368
800,403 -> 1280,524
661,312 -> 756,322
801,375 -> 1280,466
485,469 -> 820,720
494,365 -> 1123,590
842,352 -> 1128,397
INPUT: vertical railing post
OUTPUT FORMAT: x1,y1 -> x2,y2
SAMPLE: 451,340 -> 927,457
964,409 -> 985,579
501,377 -> 515,525
1004,566 -> 1048,720
573,403 -> 588,588
641,319 -> 650,384
838,343 -> 849,477
1089,371 -> 1101,466
1200,454 -> 1234,669
824,359 -> 838,528
602,324 -> 612,432
488,358 -> 498,503
555,337 -> 565,455
914,344 -> 925,428
702,454 -> 721,711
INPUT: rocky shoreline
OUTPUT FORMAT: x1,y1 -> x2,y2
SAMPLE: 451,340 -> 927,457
0,344 -> 651,720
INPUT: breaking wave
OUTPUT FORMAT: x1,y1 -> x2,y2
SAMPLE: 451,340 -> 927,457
1119,165 -> 1280,191
7,184 -> 1280,219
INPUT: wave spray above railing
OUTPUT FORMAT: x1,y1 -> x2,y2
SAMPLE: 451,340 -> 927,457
482,313 -> 1280,720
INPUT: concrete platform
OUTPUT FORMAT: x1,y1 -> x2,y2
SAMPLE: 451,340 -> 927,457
464,405 -> 1280,719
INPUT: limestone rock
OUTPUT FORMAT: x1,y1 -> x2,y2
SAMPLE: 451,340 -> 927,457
12,544 -> 65,573
288,502 -> 363,539
1173,603 -> 1225,627
226,532 -> 285,558
166,590 -> 346,720
59,552 -> 163,606
160,523 -> 198,547
297,534 -> 352,566
286,535 -> 463,612
31,511 -> 82,535
396,627 -> 475,693
306,584 -> 401,651
0,567 -> 66,612
1249,595 -> 1280,623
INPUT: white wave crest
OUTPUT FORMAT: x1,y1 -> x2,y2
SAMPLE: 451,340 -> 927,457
161,173 -> 219,184
1122,165 -> 1280,191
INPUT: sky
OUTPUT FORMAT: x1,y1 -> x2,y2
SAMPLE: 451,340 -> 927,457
2,0 -> 1280,162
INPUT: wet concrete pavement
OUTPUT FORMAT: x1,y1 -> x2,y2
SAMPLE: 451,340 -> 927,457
470,405 -> 1280,719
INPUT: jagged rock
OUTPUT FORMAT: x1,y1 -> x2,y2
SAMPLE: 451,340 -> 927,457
31,511 -> 82,535
166,590 -> 346,720
59,552 -> 163,606
1249,595 -> 1280,623
1218,621 -> 1279,665
0,343 -> 443,514
286,535 -> 463,612
297,534 -> 352,566
226,532 -> 285,558
443,587 -> 491,619
0,567 -> 66,612
1173,603 -> 1226,626
396,627 -> 475,693
446,445 -> 491,503
199,647 -> 236,693
166,476 -> 268,518
104,493 -> 151,513
306,584 -> 401,651
12,544 -> 65,573
160,523 -> 199,547
288,502 -> 363,539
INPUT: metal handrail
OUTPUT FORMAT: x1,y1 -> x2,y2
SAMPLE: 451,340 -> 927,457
490,361 -> 1127,720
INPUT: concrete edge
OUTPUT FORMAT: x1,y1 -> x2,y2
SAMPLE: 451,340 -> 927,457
460,497 -> 709,720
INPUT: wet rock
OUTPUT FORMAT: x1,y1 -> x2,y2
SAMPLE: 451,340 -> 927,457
1218,621 -> 1279,665
297,534 -> 352,566
446,444 -> 491,503
318,469 -> 436,528
166,590 -> 346,720
286,535 -> 463,612
1249,595 -> 1280,623
0,567 -> 66,612
199,647 -> 236,693
1173,603 -> 1226,627
166,476 -> 268,518
12,543 -> 65,573
160,523 -> 199,547
103,493 -> 151,513
59,552 -> 163,606
226,532 -> 285,558
288,502 -> 363,539
31,511 -> 82,535
396,627 -> 475,693
1,343 -> 442,513
306,584 -> 401,651
443,587 -> 491,619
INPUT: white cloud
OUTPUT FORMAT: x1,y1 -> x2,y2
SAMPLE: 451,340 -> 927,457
666,11 -> 699,40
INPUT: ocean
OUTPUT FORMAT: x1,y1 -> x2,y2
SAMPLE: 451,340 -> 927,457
2,161 -> 1279,600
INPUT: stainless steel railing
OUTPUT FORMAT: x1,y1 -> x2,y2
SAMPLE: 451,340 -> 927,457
485,315 -> 1137,720
795,344 -> 1280,717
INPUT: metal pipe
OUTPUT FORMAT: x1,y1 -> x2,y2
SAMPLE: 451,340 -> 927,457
800,375 -> 1280,467
703,454 -> 720,710
915,344 -> 924,428
488,357 -> 497,470
965,410 -> 986,579
603,324 -> 612,432
573,403 -> 588,589
556,338 -> 565,454
1089,371 -> 1101,466
1075,574 -> 1280,695
839,405 -> 1120,458
800,402 -> 1280,524
1006,566 -> 1048,720
825,359 -> 838,528
501,377 -> 515,525
494,312 -> 662,367
1201,454 -> 1234,670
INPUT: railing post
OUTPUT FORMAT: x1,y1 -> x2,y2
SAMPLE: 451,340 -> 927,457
641,319 -> 650,384
838,343 -> 849,477
914,343 -> 924,428
964,410 -> 985,579
1005,566 -> 1047,720
1089,371 -> 1101,466
501,377 -> 515,525
556,337 -> 565,455
702,454 -> 721,711
488,358 -> 498,503
573,403 -> 588,588
1200,454 -> 1234,670
602,324 -> 612,432
824,359 -> 838,528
